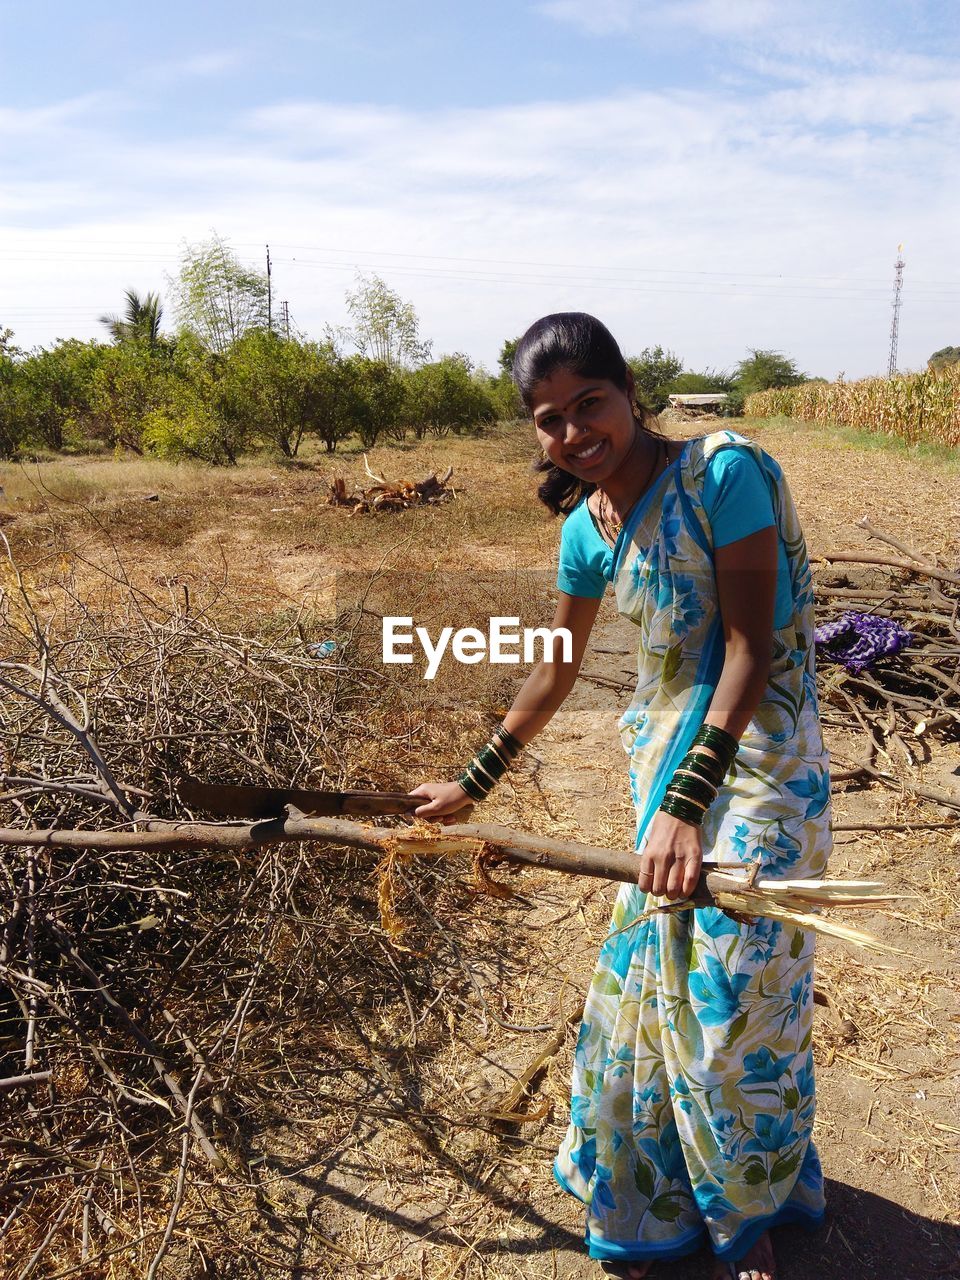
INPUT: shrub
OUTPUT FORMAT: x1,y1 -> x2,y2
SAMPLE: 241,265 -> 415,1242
17,340 -> 105,451
404,356 -> 496,439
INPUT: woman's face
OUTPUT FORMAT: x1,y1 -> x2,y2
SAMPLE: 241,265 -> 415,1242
530,366 -> 638,484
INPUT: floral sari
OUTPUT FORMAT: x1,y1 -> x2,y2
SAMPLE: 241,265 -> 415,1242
554,431 -> 830,1264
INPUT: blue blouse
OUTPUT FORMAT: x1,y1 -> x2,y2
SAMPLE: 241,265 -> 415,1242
556,444 -> 794,629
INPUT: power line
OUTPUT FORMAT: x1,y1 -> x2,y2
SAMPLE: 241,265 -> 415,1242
2,238 -> 960,290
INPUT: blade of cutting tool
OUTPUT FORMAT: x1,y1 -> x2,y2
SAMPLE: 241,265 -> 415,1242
177,775 -> 422,819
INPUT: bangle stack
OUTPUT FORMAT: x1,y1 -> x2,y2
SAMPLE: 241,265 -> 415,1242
457,724 -> 523,802
658,723 -> 739,827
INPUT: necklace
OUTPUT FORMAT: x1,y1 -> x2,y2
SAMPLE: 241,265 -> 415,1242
600,437 -> 667,539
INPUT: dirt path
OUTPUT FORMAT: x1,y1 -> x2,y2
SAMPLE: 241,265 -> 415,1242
505,420 -> 960,1279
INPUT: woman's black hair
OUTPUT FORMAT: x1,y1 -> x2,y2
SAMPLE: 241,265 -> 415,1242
512,311 -> 658,516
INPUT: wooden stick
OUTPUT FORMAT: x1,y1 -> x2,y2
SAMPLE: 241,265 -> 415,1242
43,916 -> 225,1169
832,820 -> 960,832
0,815 -> 750,902
0,1071 -> 52,1093
855,516 -> 936,567
830,760 -> 960,811
813,552 -> 960,586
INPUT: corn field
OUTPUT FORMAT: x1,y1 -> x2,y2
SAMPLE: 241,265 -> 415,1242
745,365 -> 960,447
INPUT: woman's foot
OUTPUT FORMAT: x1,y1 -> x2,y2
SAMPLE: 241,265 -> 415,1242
712,1231 -> 776,1280
600,1262 -> 651,1279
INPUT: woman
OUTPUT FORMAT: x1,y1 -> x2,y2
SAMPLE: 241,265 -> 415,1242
412,313 -> 830,1280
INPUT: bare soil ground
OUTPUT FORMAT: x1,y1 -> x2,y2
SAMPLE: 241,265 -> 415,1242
1,419 -> 958,1279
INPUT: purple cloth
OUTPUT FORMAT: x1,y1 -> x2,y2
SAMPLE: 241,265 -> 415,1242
814,611 -> 913,673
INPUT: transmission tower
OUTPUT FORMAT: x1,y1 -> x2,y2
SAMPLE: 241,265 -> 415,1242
280,300 -> 290,339
887,244 -> 905,377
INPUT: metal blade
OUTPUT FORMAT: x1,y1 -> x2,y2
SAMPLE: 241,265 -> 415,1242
177,775 -> 422,819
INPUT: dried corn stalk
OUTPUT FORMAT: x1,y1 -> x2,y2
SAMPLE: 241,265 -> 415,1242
746,365 -> 960,447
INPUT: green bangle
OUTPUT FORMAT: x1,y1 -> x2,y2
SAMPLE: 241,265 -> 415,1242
475,745 -> 508,781
670,766 -> 717,791
457,771 -> 487,803
660,803 -> 706,824
672,769 -> 719,796
457,726 -> 524,809
465,759 -> 496,792
667,776 -> 717,806
659,799 -> 704,827
484,739 -> 514,771
677,752 -> 725,785
693,724 -> 739,761
662,787 -> 708,812
690,748 -> 733,774
493,724 -> 523,759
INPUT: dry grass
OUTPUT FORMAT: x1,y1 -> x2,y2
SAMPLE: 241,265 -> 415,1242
1,423 -> 958,1278
0,429 -> 556,575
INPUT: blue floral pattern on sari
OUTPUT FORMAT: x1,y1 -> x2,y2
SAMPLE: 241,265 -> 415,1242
555,433 -> 830,1262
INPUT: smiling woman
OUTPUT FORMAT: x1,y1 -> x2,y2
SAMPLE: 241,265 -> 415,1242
522,314 -> 667,530
412,312 -> 830,1280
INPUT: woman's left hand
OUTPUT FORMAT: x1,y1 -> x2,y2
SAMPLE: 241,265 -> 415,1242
637,812 -> 703,900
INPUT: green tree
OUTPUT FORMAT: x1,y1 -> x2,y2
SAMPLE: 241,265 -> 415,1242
0,336 -> 24,458
350,357 -> 408,447
18,340 -> 104,451
98,289 -> 164,348
668,368 -> 734,394
928,345 -> 960,371
733,349 -> 806,396
169,235 -> 269,353
306,351 -> 366,453
404,356 -> 496,439
498,336 -> 520,376
225,332 -> 364,456
486,336 -> 524,420
627,346 -> 684,413
224,330 -> 302,457
90,342 -> 172,453
345,274 -> 432,367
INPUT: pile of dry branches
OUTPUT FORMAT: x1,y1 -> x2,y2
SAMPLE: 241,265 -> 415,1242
0,552 -> 509,1275
327,459 -> 455,514
813,517 -> 960,807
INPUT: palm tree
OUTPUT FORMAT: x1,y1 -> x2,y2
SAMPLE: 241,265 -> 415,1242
99,289 -> 164,347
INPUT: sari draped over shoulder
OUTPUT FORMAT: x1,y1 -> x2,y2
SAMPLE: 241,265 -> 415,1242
554,431 -> 830,1264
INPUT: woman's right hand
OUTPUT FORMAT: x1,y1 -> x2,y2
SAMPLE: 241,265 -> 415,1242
409,781 -> 475,823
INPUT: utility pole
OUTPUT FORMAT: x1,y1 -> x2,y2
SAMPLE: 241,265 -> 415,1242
887,244 -> 904,377
266,244 -> 273,332
280,300 -> 290,339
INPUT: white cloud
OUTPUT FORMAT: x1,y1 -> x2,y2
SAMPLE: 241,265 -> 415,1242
539,0 -> 784,39
141,50 -> 246,85
0,93 -> 114,138
2,67 -> 958,378
536,0 -> 640,35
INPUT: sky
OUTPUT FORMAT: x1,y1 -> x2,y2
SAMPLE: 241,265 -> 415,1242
1,0 -> 958,378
